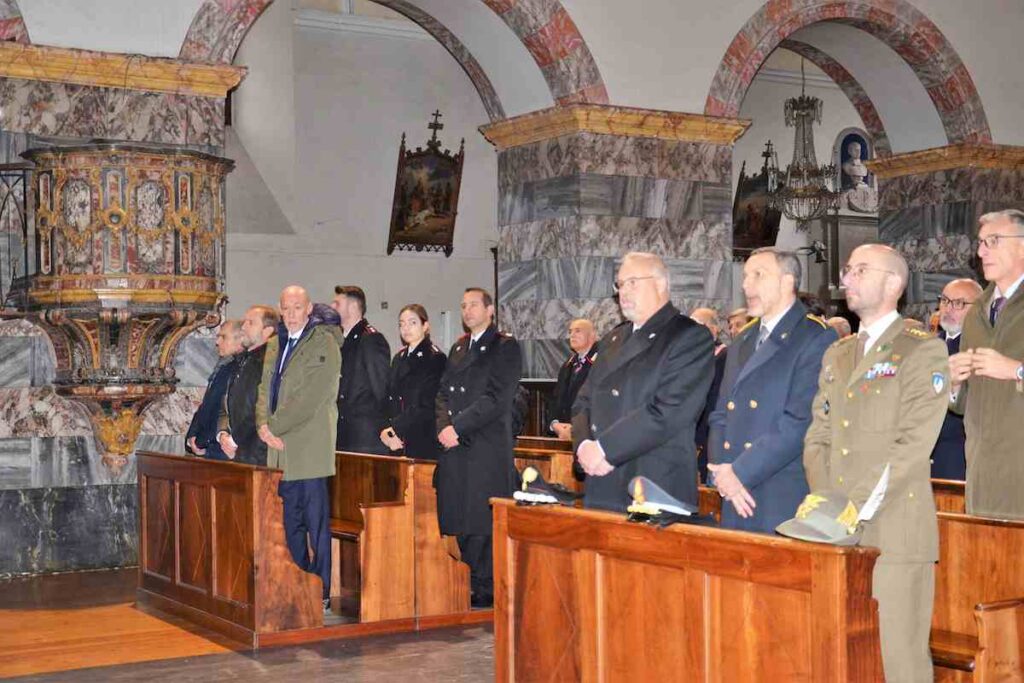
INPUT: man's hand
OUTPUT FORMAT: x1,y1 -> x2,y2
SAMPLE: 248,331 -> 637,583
970,348 -> 1021,381
576,439 -> 614,477
187,436 -> 206,456
380,428 -> 404,451
727,487 -> 757,518
949,350 -> 974,389
707,462 -> 742,498
258,424 -> 284,451
438,425 -> 460,449
551,422 -> 572,440
217,431 -> 238,459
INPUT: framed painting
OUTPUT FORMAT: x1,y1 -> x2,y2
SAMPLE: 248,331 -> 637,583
732,147 -> 782,261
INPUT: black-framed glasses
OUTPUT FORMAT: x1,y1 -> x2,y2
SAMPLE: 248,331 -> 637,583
612,276 -> 657,293
974,234 -> 1024,250
839,264 -> 895,281
937,295 -> 972,310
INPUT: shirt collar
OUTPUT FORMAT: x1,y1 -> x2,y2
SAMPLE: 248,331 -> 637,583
858,309 -> 900,350
995,272 -> 1024,301
759,301 -> 796,337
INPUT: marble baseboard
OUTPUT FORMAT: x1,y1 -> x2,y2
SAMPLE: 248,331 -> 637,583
498,175 -> 731,226
497,133 -> 732,188
0,483 -> 137,577
498,215 -> 732,263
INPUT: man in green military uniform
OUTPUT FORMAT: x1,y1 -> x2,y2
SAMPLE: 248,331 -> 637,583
804,244 -> 948,682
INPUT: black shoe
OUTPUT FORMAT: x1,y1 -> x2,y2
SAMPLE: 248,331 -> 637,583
470,593 -> 493,608
323,598 -> 332,614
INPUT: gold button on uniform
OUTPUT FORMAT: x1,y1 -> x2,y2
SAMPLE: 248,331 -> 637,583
723,441 -> 731,450
847,391 -> 854,399
727,401 -> 735,411
744,442 -> 752,450
749,400 -> 758,409
842,419 -> 850,428
838,476 -> 844,484
841,448 -> 849,456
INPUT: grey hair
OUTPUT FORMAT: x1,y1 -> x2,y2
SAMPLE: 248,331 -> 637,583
979,209 -> 1024,233
622,251 -> 671,288
750,246 -> 802,292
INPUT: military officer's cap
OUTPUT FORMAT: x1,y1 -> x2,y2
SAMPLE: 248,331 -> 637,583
626,476 -> 698,517
776,490 -> 862,546
512,466 -> 581,506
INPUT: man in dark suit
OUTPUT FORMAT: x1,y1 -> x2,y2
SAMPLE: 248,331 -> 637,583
331,285 -> 391,454
186,320 -> 243,461
549,318 -> 598,440
690,307 -> 727,483
217,305 -> 280,466
707,247 -> 837,532
573,252 -> 714,512
930,278 -> 982,480
435,287 -> 522,607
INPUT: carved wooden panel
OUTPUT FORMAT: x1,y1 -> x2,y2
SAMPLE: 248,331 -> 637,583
213,488 -> 251,606
177,482 -> 210,592
143,476 -> 173,581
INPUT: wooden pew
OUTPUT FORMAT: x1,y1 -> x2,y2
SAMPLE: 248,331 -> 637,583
411,459 -> 471,619
136,452 -> 322,647
492,498 -> 883,681
933,478 -> 966,513
328,452 -> 415,623
513,436 -> 579,493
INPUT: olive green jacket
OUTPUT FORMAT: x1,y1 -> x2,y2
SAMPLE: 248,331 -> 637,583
953,282 -> 1024,519
255,324 -> 342,481
804,317 -> 949,563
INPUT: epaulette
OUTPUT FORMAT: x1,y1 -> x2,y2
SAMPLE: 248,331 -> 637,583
431,344 -> 440,353
366,325 -> 378,334
500,331 -> 514,338
903,327 -> 933,339
739,317 -> 760,334
458,333 -> 470,340
806,313 -> 828,329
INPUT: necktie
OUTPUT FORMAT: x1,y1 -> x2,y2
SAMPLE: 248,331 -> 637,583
279,337 -> 296,372
755,324 -> 770,349
468,337 -> 476,353
572,354 -> 584,373
855,331 -> 869,359
990,296 -> 1007,326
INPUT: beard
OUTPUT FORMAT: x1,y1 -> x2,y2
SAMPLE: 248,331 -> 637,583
939,319 -> 961,337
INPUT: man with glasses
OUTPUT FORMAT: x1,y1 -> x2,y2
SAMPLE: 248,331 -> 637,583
804,244 -> 948,682
930,279 -> 982,480
950,209 -> 1024,519
572,252 -> 714,511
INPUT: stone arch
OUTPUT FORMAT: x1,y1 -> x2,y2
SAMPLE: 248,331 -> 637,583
178,0 -> 273,64
779,39 -> 891,157
0,0 -> 29,43
705,0 -> 990,145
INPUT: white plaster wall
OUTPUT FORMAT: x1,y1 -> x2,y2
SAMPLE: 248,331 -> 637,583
223,19 -> 498,353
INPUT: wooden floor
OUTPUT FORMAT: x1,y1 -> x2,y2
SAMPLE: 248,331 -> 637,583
0,569 -> 239,679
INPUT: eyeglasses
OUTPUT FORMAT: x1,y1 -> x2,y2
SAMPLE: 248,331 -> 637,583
613,276 -> 658,293
839,264 -> 895,281
936,295 -> 973,310
974,234 -> 1024,250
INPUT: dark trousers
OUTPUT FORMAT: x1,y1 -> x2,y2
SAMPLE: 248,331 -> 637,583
278,477 -> 331,600
457,534 -> 493,599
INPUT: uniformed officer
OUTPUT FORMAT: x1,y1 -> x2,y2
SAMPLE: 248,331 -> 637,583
804,244 -> 948,682
435,287 -> 522,607
572,251 -> 714,512
380,304 -> 446,460
331,285 -> 391,454
707,247 -> 837,532
548,318 -> 598,440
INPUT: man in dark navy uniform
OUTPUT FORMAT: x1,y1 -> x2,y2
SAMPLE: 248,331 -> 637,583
572,252 -> 714,512
435,287 -> 522,607
931,278 -> 982,480
332,285 -> 391,454
548,318 -> 598,440
707,247 -> 837,532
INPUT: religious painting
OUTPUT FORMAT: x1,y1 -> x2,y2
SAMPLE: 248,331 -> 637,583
731,145 -> 782,261
387,111 -> 464,257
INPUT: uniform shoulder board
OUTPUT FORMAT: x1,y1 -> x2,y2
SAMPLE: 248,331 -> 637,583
739,317 -> 760,334
431,344 -> 441,353
458,333 -> 470,340
806,313 -> 828,329
904,327 -> 933,339
366,325 -> 378,334
501,331 -> 514,338
836,332 -> 857,344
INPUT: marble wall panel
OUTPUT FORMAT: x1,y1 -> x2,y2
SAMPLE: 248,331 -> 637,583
141,387 -> 204,435
537,256 -> 615,300
879,201 -> 976,243
173,331 -> 219,387
0,387 -> 91,438
0,438 -> 31,489
519,338 -> 573,379
498,259 -> 539,302
0,338 -> 31,388
0,483 -> 137,577
500,297 -> 623,341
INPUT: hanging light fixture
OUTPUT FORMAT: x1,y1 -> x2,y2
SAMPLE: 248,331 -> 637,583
767,59 -> 841,229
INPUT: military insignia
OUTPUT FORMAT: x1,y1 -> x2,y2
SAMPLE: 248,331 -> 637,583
806,313 -> 828,329
611,335 -> 618,342
416,351 -> 423,357
892,354 -> 901,362
781,332 -> 788,339
796,493 -> 828,519
824,365 -> 834,383
907,328 -> 930,339
648,332 -> 656,339
822,399 -> 830,415
480,346 -> 486,352
866,362 -> 898,380
932,372 -> 945,394
456,346 -> 462,352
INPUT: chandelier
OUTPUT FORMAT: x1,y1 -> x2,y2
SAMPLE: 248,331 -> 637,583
767,60 -> 841,230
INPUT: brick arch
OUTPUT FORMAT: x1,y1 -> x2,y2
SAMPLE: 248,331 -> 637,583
0,0 -> 29,43
705,0 -> 991,145
779,39 -> 891,157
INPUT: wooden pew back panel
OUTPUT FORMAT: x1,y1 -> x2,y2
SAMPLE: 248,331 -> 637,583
329,452 -> 408,527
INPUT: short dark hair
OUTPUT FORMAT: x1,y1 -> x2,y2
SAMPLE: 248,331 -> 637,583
334,285 -> 367,315
249,304 -> 280,330
399,303 -> 429,324
464,287 -> 493,308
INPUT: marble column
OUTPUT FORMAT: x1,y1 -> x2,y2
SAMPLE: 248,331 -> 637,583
480,105 -> 749,378
869,143 -> 1024,319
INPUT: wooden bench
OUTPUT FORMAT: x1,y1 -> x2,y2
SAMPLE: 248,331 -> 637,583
411,459 -> 471,618
514,436 -> 580,493
328,452 -> 415,623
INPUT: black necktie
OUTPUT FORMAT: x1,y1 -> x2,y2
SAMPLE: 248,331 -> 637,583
990,296 -> 1007,326
279,337 -> 296,371
468,337 -> 476,353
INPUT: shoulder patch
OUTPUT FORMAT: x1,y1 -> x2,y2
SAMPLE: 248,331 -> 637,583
806,313 -> 828,329
739,317 -> 761,335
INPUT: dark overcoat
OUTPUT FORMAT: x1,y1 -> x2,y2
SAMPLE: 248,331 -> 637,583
336,318 -> 390,453
386,336 -> 446,460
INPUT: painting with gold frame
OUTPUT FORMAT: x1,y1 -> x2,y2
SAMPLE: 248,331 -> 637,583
386,112 -> 464,258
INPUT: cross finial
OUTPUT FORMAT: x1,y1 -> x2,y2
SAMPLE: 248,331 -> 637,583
428,110 -> 444,139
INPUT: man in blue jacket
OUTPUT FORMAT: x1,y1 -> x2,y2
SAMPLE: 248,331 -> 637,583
708,247 -> 837,532
185,320 -> 244,460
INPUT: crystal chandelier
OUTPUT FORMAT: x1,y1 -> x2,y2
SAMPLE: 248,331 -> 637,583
767,60 -> 841,230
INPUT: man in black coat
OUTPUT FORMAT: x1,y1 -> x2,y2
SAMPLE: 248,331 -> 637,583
573,252 -> 714,512
332,285 -> 391,454
548,318 -> 598,440
217,305 -> 280,466
690,307 -> 728,483
435,287 -> 522,607
186,320 -> 244,461
931,278 -> 982,479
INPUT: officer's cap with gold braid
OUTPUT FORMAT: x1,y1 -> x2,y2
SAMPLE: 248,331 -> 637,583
775,490 -> 862,546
